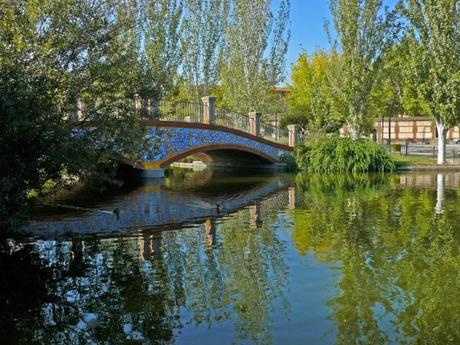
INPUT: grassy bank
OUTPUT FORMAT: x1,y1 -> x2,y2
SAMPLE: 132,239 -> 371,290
392,155 -> 436,168
392,154 -> 460,169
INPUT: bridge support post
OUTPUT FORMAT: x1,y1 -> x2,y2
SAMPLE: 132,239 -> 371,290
249,112 -> 262,136
288,125 -> 300,147
134,94 -> 142,111
74,98 -> 84,121
202,96 -> 216,124
288,187 -> 296,209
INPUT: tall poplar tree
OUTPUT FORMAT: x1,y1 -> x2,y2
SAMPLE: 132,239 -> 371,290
403,0 -> 460,164
368,38 -> 431,120
328,0 -> 394,138
142,0 -> 184,101
219,0 -> 290,113
182,0 -> 228,101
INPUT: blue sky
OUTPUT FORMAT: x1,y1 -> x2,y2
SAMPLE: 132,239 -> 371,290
285,0 -> 331,67
283,0 -> 400,69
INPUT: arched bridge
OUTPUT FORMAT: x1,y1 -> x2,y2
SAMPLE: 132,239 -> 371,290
134,97 -> 298,177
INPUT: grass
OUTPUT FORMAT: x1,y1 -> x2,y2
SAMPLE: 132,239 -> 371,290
392,154 -> 438,167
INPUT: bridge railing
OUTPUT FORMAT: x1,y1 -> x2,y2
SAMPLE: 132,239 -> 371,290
157,100 -> 203,123
214,108 -> 290,145
260,121 -> 289,145
140,97 -> 297,147
215,107 -> 252,134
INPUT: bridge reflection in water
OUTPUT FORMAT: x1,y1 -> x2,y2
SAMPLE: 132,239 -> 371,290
25,170 -> 292,238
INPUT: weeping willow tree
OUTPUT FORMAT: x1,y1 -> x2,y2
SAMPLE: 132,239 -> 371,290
219,0 -> 290,113
402,0 -> 460,164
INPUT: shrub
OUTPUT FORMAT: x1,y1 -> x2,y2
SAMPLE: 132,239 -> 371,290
294,136 -> 395,173
279,153 -> 298,172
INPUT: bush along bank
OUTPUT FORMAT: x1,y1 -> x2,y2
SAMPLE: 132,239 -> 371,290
294,136 -> 395,174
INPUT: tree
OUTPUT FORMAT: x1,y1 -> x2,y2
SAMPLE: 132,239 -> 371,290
219,0 -> 290,113
402,0 -> 460,164
141,0 -> 184,101
181,0 -> 228,102
328,0 -> 395,138
0,0 -> 148,229
285,50 -> 343,132
369,38 -> 431,120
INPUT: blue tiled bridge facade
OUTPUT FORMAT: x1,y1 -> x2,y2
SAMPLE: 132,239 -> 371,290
137,121 -> 293,176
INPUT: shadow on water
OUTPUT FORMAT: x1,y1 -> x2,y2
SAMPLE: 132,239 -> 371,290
1,171 -> 460,344
28,178 -> 145,220
0,241 -> 53,343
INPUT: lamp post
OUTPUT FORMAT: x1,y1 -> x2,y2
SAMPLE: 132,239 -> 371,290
381,115 -> 384,145
275,112 -> 278,140
386,98 -> 392,150
388,115 -> 391,149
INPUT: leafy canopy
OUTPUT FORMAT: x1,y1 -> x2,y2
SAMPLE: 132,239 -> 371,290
285,50 -> 343,132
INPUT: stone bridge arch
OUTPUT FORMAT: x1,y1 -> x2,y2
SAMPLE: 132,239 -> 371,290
158,143 -> 278,168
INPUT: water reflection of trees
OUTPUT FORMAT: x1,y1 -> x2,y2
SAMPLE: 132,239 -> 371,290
0,241 -> 53,343
215,200 -> 289,344
292,173 -> 460,345
3,190 -> 289,344
7,173 -> 459,344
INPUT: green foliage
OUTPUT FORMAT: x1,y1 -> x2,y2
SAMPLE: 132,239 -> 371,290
142,0 -> 184,101
285,51 -> 343,132
0,0 -> 148,230
401,0 -> 460,163
279,153 -> 298,172
279,113 -> 310,129
181,0 -> 227,101
328,0 -> 396,138
219,0 -> 290,113
294,136 -> 395,173
369,38 -> 432,118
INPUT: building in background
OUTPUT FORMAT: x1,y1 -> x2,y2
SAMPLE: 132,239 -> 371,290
340,117 -> 460,144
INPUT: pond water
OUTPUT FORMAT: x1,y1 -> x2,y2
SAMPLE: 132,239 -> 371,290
1,170 -> 459,344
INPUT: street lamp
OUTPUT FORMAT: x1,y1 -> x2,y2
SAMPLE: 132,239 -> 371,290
385,98 -> 393,150
381,114 -> 384,145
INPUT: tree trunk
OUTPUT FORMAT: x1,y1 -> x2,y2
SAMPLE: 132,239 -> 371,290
436,120 -> 447,165
348,123 -> 359,140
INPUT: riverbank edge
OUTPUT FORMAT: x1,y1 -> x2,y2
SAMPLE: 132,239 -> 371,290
396,165 -> 460,171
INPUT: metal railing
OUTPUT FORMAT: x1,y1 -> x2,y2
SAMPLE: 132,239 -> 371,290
398,143 -> 460,160
215,107 -> 252,134
145,100 -> 290,146
157,100 -> 203,123
260,121 -> 289,145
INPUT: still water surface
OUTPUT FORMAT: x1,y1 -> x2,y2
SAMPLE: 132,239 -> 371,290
1,170 -> 460,344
